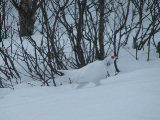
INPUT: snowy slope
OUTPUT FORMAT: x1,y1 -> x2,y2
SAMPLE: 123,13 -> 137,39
0,67 -> 160,120
0,43 -> 160,120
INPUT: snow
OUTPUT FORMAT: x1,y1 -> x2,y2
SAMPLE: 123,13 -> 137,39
0,63 -> 160,120
1,37 -> 160,120
1,2 -> 160,120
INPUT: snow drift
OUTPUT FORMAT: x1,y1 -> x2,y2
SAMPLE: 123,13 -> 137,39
0,67 -> 160,120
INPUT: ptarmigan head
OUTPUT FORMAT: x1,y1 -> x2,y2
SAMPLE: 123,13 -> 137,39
106,56 -> 117,66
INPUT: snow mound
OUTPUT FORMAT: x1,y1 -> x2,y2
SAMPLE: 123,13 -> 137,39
0,68 -> 160,120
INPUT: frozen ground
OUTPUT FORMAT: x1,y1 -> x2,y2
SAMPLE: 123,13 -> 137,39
0,46 -> 160,120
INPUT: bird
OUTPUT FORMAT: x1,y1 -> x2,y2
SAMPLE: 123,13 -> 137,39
75,55 -> 117,88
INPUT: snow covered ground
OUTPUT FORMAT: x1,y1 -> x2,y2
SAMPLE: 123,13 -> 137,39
0,47 -> 160,120
0,68 -> 160,120
1,2 -> 160,120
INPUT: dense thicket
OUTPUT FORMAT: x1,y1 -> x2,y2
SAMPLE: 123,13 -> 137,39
0,0 -> 160,88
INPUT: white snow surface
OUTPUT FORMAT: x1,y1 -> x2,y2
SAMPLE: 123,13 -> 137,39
0,62 -> 160,120
1,5 -> 160,120
0,47 -> 160,120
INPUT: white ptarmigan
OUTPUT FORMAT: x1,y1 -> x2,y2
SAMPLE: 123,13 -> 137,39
75,56 -> 116,88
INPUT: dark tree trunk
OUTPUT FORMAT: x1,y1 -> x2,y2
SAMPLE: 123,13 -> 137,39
0,12 -> 2,43
157,42 -> 160,58
19,11 -> 35,36
114,59 -> 120,73
98,0 -> 105,60
12,0 -> 39,36
0,0 -> 7,42
19,0 -> 35,36
76,0 -> 87,67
